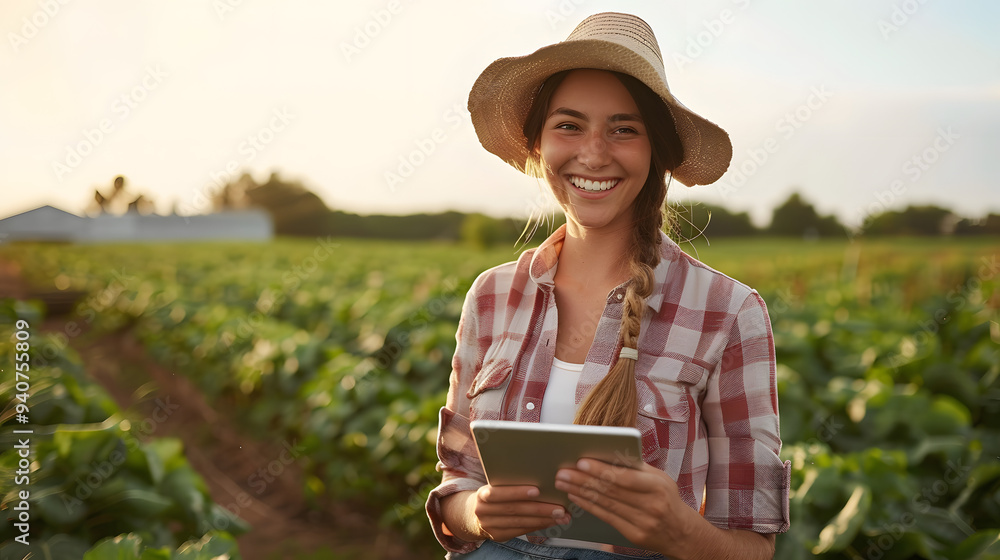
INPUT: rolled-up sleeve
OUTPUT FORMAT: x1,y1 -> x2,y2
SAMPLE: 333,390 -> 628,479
425,282 -> 490,553
702,291 -> 791,533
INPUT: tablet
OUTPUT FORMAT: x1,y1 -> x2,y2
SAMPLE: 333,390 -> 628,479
469,420 -> 643,548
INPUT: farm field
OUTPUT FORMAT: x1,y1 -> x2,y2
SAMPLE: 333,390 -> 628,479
1,234 -> 999,559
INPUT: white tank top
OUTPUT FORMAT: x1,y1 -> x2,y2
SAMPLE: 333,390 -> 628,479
539,357 -> 584,424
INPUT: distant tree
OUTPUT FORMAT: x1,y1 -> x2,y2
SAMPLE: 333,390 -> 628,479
670,203 -> 757,239
213,171 -> 331,236
91,190 -> 108,214
768,192 -> 845,238
954,213 -> 1000,235
86,175 -> 152,216
861,205 -> 956,236
327,211 -> 467,240
126,194 -> 155,215
212,173 -> 254,211
461,213 -> 524,248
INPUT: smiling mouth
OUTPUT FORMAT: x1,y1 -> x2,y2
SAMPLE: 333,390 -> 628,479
568,175 -> 620,192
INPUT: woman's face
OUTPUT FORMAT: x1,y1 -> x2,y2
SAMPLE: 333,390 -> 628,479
536,69 -> 651,236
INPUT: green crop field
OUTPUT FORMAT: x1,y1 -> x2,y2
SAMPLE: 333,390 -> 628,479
2,235 -> 998,559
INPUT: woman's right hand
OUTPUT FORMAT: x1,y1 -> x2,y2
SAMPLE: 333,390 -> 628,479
441,485 -> 572,543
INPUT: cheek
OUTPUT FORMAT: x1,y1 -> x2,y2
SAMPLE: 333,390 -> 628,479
538,137 -> 564,166
630,147 -> 653,184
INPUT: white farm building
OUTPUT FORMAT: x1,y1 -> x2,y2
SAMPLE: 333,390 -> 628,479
0,205 -> 273,243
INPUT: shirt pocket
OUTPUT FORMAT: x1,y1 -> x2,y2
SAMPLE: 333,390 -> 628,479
637,356 -> 705,420
636,356 -> 705,453
466,357 -> 514,420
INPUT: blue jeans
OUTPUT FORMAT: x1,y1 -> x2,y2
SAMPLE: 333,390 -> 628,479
451,538 -> 665,559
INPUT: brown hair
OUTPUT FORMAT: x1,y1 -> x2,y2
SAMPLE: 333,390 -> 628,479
522,69 -> 682,427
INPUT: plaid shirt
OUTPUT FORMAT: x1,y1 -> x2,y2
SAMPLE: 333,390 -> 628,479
426,225 -> 791,555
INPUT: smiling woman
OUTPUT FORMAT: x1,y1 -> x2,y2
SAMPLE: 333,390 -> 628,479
426,12 -> 790,560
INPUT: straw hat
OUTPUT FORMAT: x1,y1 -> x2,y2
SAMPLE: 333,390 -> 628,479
468,12 -> 732,187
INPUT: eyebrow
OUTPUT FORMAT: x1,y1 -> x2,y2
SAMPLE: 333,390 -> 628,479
548,107 -> 644,123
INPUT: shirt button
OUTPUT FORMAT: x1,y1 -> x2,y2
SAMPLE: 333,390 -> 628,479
644,404 -> 654,413
526,402 -> 535,410
616,293 -> 623,300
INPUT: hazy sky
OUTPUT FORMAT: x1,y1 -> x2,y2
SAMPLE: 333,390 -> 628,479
3,0 -> 998,227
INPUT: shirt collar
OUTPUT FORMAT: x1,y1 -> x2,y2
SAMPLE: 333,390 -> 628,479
528,224 -> 565,289
647,231 -> 680,314
528,224 -> 678,314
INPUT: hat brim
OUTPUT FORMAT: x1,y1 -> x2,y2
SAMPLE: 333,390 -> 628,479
469,39 -> 732,187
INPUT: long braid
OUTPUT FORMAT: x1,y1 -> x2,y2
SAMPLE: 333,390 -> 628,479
573,170 -> 664,427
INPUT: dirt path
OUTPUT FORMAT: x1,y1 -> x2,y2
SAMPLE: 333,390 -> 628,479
65,325 -> 433,560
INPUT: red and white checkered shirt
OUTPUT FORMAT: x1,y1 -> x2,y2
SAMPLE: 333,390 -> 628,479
426,225 -> 791,555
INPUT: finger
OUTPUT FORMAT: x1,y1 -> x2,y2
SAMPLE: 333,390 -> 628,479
565,489 -> 638,539
478,484 -> 541,503
554,466 -> 647,506
477,508 -> 573,542
478,508 -> 572,529
576,458 -> 666,492
477,499 -> 570,522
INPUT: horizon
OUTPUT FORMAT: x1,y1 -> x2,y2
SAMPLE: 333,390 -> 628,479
6,189 -> 994,234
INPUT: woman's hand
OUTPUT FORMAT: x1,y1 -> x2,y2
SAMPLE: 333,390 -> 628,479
440,485 -> 572,543
553,459 -> 695,554
554,459 -> 776,559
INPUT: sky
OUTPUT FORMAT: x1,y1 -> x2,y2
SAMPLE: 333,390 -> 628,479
2,0 -> 998,228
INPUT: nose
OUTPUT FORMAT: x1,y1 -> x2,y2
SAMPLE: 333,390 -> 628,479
577,131 -> 611,169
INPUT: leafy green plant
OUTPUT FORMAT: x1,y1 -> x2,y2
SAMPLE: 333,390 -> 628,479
0,300 -> 247,559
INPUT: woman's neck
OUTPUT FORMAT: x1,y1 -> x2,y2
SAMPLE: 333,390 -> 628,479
555,222 -> 632,292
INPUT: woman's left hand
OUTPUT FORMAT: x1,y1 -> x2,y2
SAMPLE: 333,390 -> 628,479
554,458 -> 695,554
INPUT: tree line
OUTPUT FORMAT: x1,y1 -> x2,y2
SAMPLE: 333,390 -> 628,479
206,173 -> 1000,244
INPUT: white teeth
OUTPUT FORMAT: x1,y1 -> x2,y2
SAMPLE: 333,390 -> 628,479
570,176 -> 618,191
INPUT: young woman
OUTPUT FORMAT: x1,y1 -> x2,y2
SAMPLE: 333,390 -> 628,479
426,12 -> 790,559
